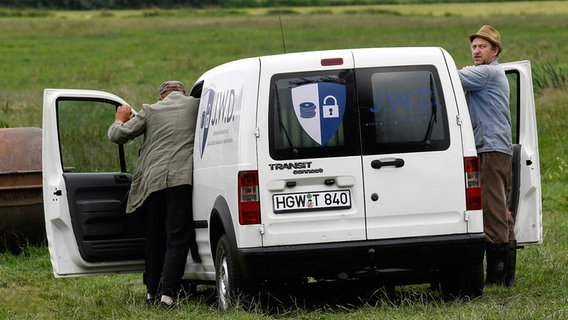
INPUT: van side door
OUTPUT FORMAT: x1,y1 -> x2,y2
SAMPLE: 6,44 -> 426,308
42,89 -> 145,277
503,61 -> 543,246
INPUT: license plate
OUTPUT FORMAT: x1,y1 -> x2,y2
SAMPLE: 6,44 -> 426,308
273,190 -> 351,213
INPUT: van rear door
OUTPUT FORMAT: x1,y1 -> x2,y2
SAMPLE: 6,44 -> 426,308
352,48 -> 472,240
42,89 -> 145,277
503,61 -> 543,246
256,50 -> 367,246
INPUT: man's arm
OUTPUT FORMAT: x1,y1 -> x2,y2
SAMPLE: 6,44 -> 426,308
459,65 -> 491,91
108,105 -> 145,144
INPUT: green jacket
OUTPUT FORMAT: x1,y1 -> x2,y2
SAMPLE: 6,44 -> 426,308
108,92 -> 199,213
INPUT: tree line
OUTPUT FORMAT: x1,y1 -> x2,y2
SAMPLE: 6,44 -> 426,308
0,0 -> 523,10
0,0 -> 219,10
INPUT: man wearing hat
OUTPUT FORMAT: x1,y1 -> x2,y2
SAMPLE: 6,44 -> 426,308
108,80 -> 201,308
459,25 -> 516,287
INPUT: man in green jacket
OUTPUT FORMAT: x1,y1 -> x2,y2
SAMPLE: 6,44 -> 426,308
108,81 -> 200,309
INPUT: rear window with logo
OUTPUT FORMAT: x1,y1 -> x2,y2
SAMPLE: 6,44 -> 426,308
268,66 -> 450,160
357,66 -> 450,154
269,70 -> 360,160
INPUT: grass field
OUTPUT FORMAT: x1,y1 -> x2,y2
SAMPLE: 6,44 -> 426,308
1,1 -> 568,319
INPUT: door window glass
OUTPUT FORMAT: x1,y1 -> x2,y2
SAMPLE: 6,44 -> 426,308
269,70 -> 360,160
57,99 -> 141,173
357,66 -> 450,155
506,70 -> 520,144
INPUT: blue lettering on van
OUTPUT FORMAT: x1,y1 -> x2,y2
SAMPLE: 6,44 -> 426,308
199,88 -> 237,158
370,88 -> 441,112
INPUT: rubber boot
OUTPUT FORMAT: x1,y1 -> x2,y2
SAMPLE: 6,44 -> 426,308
485,243 -> 508,286
484,245 -> 495,285
505,240 -> 517,287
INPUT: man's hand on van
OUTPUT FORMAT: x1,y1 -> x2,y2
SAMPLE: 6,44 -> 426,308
114,105 -> 133,124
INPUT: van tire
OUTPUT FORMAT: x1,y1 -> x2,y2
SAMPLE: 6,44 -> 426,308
215,234 -> 241,311
440,262 -> 483,299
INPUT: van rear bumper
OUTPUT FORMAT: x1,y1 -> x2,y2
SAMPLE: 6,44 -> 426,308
236,233 -> 485,282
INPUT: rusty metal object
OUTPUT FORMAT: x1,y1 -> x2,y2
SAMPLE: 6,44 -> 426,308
0,127 -> 45,252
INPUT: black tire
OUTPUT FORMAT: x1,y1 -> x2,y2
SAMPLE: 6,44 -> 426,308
440,262 -> 483,299
214,234 -> 242,311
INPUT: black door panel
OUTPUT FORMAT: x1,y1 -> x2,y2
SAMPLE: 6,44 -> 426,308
63,173 -> 145,262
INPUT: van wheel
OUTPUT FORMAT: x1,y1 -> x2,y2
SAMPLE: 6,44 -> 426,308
440,262 -> 483,299
215,234 -> 241,311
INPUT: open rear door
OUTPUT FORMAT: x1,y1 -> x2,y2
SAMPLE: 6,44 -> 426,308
503,61 -> 543,246
42,89 -> 145,277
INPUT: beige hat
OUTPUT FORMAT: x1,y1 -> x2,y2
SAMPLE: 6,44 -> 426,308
159,80 -> 185,95
469,25 -> 502,54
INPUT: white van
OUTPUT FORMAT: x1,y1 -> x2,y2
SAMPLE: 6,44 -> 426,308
42,47 -> 542,309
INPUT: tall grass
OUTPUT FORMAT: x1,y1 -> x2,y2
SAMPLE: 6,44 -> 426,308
533,64 -> 568,92
1,2 -> 568,319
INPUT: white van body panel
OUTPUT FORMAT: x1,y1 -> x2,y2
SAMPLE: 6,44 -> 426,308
193,57 -> 262,253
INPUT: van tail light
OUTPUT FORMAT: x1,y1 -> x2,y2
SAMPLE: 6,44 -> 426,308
321,58 -> 344,66
464,157 -> 482,210
238,171 -> 261,225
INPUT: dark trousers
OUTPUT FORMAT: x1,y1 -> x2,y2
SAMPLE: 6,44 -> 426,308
478,152 -> 513,244
478,152 -> 516,286
143,184 -> 195,297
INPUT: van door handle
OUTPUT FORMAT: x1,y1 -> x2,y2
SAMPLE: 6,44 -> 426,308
371,158 -> 405,169
114,174 -> 130,184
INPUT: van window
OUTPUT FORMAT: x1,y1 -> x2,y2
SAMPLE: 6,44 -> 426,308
57,98 -> 141,173
269,70 -> 360,160
506,70 -> 519,144
357,66 -> 450,155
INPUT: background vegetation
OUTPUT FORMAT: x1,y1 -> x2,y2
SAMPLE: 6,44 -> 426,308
1,1 -> 567,319
1,0 -> 562,10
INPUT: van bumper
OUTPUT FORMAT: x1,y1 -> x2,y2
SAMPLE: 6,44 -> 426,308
236,233 -> 485,283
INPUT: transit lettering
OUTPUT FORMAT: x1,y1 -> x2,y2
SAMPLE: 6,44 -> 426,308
269,162 -> 313,171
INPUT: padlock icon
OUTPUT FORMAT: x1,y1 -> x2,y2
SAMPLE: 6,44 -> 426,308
321,95 -> 339,118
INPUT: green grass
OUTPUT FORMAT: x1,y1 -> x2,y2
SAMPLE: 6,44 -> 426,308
1,2 -> 568,129
1,1 -> 568,318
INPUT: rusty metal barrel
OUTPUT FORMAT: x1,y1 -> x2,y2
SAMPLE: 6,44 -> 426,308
0,127 -> 45,252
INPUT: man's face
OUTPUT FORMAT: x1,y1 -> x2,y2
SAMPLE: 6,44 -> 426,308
470,37 -> 499,66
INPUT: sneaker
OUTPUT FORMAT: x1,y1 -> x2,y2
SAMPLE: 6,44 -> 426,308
145,293 -> 158,305
159,295 -> 177,310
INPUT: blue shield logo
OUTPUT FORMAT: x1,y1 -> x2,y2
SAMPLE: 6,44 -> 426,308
291,82 -> 347,145
199,88 -> 214,158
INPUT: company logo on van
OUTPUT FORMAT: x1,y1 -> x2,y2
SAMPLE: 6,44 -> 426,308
199,88 -> 236,158
291,82 -> 346,145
